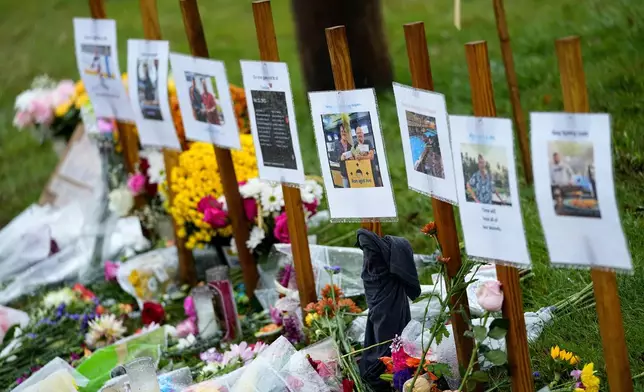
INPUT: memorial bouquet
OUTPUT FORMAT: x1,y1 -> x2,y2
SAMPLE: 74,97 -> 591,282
13,75 -> 87,144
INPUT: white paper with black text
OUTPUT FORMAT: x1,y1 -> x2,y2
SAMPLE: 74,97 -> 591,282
450,115 -> 530,266
309,89 -> 397,221
531,112 -> 631,271
393,83 -> 458,204
127,40 -> 180,149
240,61 -> 305,185
169,53 -> 240,149
73,18 -> 134,122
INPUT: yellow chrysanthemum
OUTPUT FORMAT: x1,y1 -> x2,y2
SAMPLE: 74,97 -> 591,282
550,346 -> 560,360
580,363 -> 600,392
305,313 -> 315,326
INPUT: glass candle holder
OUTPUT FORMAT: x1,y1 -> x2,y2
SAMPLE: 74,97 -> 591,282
192,286 -> 220,338
123,357 -> 160,392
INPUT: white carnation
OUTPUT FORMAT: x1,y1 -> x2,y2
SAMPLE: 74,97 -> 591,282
108,187 -> 134,217
140,149 -> 165,184
239,178 -> 264,199
246,226 -> 265,250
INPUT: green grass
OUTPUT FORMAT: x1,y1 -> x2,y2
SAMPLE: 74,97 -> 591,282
1,0 -> 643,389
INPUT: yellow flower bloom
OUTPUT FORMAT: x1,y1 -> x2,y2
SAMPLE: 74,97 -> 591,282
74,93 -> 90,109
580,363 -> 600,392
55,100 -> 73,117
305,312 -> 315,326
550,346 -> 560,360
570,355 -> 580,365
74,80 -> 85,95
559,350 -> 573,362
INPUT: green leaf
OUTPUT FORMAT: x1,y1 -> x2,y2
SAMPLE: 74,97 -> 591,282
463,330 -> 475,339
412,292 -> 438,304
470,370 -> 489,382
488,318 -> 509,340
435,323 -> 450,345
425,363 -> 452,378
484,349 -> 508,366
466,379 -> 477,392
379,373 -> 393,381
473,325 -> 488,342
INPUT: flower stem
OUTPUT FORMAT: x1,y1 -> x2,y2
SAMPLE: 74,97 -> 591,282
338,338 -> 394,359
457,312 -> 490,392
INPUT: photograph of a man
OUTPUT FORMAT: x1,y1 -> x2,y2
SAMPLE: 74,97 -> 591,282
460,144 -> 512,206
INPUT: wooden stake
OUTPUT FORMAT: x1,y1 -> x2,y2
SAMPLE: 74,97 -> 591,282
492,0 -> 532,185
325,25 -> 382,237
403,21 -> 476,382
88,0 -> 140,175
137,0 -> 197,285
465,40 -> 533,392
555,36 -> 633,392
179,0 -> 259,294
251,0 -> 317,307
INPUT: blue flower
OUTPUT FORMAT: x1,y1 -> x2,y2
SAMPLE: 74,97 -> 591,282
324,265 -> 341,275
393,368 -> 413,391
533,371 -> 541,378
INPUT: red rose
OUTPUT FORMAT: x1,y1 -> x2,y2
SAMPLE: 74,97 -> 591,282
141,302 -> 165,325
342,378 -> 355,392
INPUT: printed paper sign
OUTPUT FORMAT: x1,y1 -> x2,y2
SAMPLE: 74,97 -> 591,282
393,83 -> 458,204
309,89 -> 397,221
127,40 -> 180,149
240,61 -> 305,184
73,18 -> 134,121
169,53 -> 240,149
450,115 -> 530,266
531,112 -> 631,271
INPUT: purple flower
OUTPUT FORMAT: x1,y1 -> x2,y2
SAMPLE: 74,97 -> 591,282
324,265 -> 341,275
277,265 -> 293,288
282,313 -> 304,344
533,371 -> 541,378
571,369 -> 582,380
26,333 -> 37,339
393,368 -> 413,391
269,306 -> 283,326
200,348 -> 224,363
55,303 -> 66,319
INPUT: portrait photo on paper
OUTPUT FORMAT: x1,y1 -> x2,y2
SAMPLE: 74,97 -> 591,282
170,53 -> 240,150
309,89 -> 396,221
530,112 -> 631,271
73,18 -> 134,121
450,115 -> 530,266
392,83 -> 458,204
240,60 -> 305,185
127,40 -> 179,150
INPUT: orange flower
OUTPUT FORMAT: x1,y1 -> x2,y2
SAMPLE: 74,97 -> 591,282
304,302 -> 317,314
321,284 -> 343,300
421,221 -> 437,236
315,297 -> 336,316
379,357 -> 394,373
337,298 -> 362,314
405,356 -> 435,371
437,255 -> 451,264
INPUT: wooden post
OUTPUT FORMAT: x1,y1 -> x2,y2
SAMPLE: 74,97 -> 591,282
465,41 -> 533,392
179,0 -> 259,294
137,0 -> 197,285
88,0 -> 140,175
492,0 -> 532,185
251,0 -> 317,307
403,21 -> 476,380
555,36 -> 633,392
325,25 -> 382,237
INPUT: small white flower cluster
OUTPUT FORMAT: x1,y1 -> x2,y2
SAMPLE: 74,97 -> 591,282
84,314 -> 127,349
108,187 -> 134,217
140,149 -> 165,185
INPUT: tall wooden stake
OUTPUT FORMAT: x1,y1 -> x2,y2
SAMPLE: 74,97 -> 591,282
465,41 -> 533,392
88,0 -> 140,175
403,21 -> 476,382
556,36 -> 633,392
179,0 -> 259,294
325,26 -> 382,237
137,0 -> 197,285
251,1 -> 317,307
492,0 -> 532,185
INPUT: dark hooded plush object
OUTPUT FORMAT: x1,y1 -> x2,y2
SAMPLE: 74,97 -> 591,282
355,228 -> 421,391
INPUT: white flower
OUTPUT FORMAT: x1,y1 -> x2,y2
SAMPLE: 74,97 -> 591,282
239,178 -> 264,199
164,325 -> 178,338
108,187 -> 134,217
42,288 -> 75,308
246,226 -> 265,250
260,185 -> 284,215
176,334 -> 197,350
14,89 -> 40,111
140,150 -> 165,184
85,314 -> 127,349
217,195 -> 228,211
229,237 -> 238,255
202,361 -> 224,374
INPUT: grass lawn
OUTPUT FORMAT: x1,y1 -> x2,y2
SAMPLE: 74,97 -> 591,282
1,0 -> 643,389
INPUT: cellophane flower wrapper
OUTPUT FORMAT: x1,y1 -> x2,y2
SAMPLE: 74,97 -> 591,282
302,338 -> 342,392
99,367 -> 192,392
182,367 -> 244,392
12,357 -> 89,392
116,247 -> 178,307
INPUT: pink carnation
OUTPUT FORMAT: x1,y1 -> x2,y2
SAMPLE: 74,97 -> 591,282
97,118 -> 115,133
52,80 -> 75,107
104,260 -> 120,281
13,111 -> 33,129
243,197 -> 258,221
183,296 -> 196,319
127,173 -> 147,195
273,212 -> 290,243
30,97 -> 53,125
203,208 -> 228,228
197,195 -> 223,213
176,317 -> 198,338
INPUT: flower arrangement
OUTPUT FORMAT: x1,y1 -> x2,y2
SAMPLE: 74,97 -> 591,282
198,341 -> 268,380
13,76 -> 87,143
530,346 -> 600,392
168,139 -> 324,251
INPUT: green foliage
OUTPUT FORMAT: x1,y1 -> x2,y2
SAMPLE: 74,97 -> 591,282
484,350 -> 509,366
488,318 -> 510,340
473,325 -> 488,343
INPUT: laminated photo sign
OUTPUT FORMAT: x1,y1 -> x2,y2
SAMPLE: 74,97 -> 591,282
127,40 -> 180,149
169,53 -> 240,149
450,115 -> 530,266
392,83 -> 458,204
73,18 -> 134,121
309,88 -> 397,221
240,61 -> 305,185
530,112 -> 632,271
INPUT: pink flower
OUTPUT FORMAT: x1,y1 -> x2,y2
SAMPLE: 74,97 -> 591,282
183,296 -> 196,319
127,173 -> 147,195
273,212 -> 290,244
197,195 -> 223,213
316,362 -> 334,379
97,118 -> 114,133
243,198 -> 258,221
203,208 -> 228,228
304,199 -> 318,215
52,80 -> 75,107
286,375 -> 304,391
476,281 -> 504,312
176,317 -> 197,338
13,111 -> 33,128
571,369 -> 582,380
104,260 -> 120,281
30,97 -> 53,125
